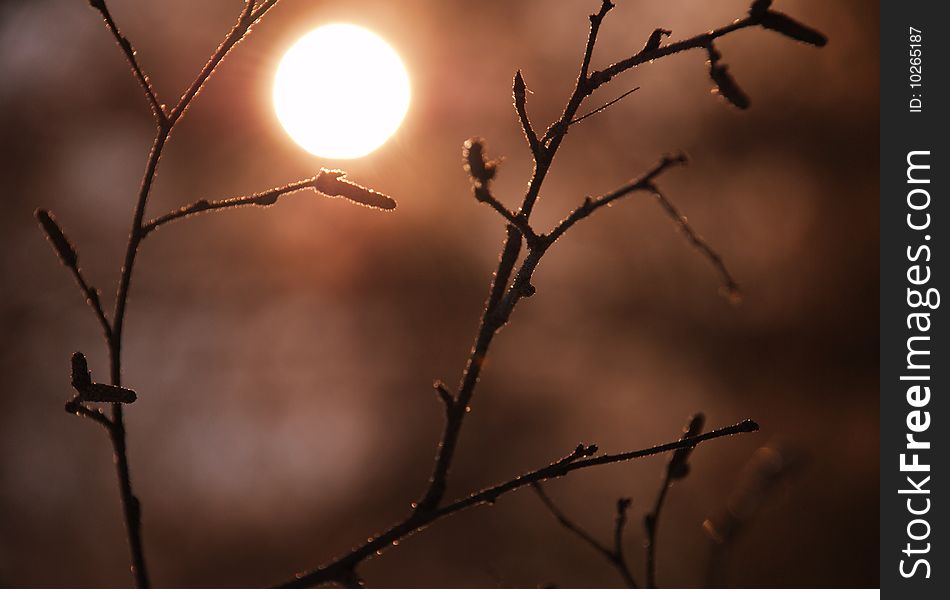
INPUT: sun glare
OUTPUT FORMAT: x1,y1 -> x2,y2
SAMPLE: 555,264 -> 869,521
273,24 -> 411,159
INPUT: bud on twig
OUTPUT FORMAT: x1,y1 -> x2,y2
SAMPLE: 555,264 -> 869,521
83,383 -> 138,404
69,351 -> 137,404
463,138 -> 499,183
667,413 -> 705,480
314,169 -> 397,210
513,71 -> 527,105
36,209 -> 78,268
759,11 -> 827,47
253,191 -> 280,206
748,0 -> 772,17
71,352 -> 92,391
642,28 -> 672,53
706,45 -> 750,110
617,497 -> 632,513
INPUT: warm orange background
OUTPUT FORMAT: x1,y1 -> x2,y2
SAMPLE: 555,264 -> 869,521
0,0 -> 878,588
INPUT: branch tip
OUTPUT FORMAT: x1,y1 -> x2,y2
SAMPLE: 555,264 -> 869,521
651,187 -> 741,300
706,43 -> 750,110
433,381 -> 454,408
513,71 -> 541,155
36,209 -> 77,268
738,419 -> 760,433
759,11 -> 827,47
315,169 -> 397,211
643,28 -> 672,53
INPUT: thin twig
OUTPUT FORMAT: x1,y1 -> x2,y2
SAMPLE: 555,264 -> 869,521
612,498 -> 638,588
513,71 -> 541,159
548,153 -> 688,244
88,1 -> 167,124
65,398 -> 114,431
412,3 -> 633,517
532,483 -> 613,558
644,413 -> 705,588
357,0 -> 781,562
569,86 -> 640,126
589,17 -> 756,91
168,3 -> 265,125
51,0 -> 822,588
250,0 -> 281,21
68,268 -> 112,340
650,186 -> 741,300
79,0 -> 292,588
279,419 -> 758,587
142,170 -> 396,236
463,139 -> 540,244
34,209 -> 112,339
473,185 -> 539,244
531,484 -> 639,588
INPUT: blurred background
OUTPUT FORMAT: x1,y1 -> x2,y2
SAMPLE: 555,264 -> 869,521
0,0 -> 878,588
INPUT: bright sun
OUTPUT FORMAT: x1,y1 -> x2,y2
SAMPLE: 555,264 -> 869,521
273,24 -> 410,159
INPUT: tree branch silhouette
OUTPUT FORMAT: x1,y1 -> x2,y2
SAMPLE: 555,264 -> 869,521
278,0 -> 823,588
37,0 -> 391,588
279,420 -> 758,588
143,170 -> 395,236
39,0 -> 825,588
644,413 -> 706,588
532,483 -> 639,588
87,0 -> 166,125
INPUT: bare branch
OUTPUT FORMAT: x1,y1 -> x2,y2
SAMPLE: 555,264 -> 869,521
612,498 -> 637,588
548,153 -> 688,244
57,0 -> 821,588
35,210 -> 112,338
587,4 -> 824,94
532,482 -> 613,558
142,170 -> 395,236
579,1 -> 615,86
532,483 -> 639,587
405,0 -> 822,531
569,86 -> 640,127
278,419 -> 758,588
65,397 -> 113,430
74,0 -> 293,588
644,413 -> 705,588
589,17 -> 755,90
475,187 -> 538,243
433,380 -> 455,410
706,43 -> 750,110
513,71 -> 541,157
650,186 -> 741,301
87,1 -> 167,124
250,0 -> 281,21
463,139 -> 539,244
168,2 -> 273,125
537,0 -> 614,150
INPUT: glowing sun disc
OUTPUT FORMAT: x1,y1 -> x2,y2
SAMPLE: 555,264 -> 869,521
273,24 -> 410,159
